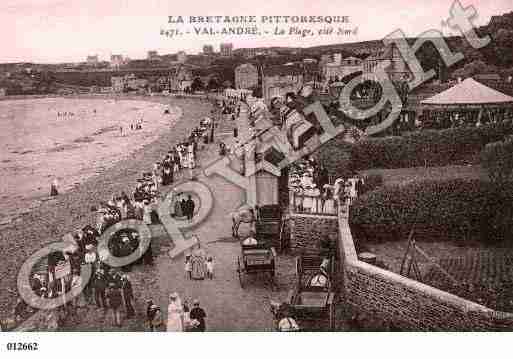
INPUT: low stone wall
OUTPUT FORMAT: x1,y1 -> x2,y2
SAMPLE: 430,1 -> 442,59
338,212 -> 513,331
289,213 -> 338,254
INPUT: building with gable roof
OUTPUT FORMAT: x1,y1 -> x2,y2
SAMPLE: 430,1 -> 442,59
363,43 -> 413,82
235,63 -> 259,90
262,64 -> 304,103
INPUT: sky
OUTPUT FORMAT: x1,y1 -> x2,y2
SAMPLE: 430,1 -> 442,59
2,0 -> 512,63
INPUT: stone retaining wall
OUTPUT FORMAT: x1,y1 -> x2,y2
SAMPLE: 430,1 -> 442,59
338,212 -> 513,331
289,213 -> 338,254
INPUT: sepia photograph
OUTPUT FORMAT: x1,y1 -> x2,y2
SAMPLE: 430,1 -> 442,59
1,0 -> 513,356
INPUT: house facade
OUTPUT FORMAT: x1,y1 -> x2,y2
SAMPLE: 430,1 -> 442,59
203,45 -> 214,55
262,64 -> 304,103
110,55 -> 124,69
363,44 -> 413,82
176,51 -> 187,63
86,55 -> 99,66
111,74 -> 148,93
235,63 -> 259,90
220,43 -> 233,57
170,66 -> 193,91
322,56 -> 363,81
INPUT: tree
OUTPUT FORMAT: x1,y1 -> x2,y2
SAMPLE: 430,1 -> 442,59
191,77 -> 203,92
481,137 -> 513,186
492,29 -> 513,67
452,60 -> 498,80
251,86 -> 262,98
207,77 -> 220,91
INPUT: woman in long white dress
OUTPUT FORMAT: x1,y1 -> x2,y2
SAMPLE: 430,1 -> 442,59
310,186 -> 321,213
293,187 -> 303,212
167,293 -> 184,332
302,187 -> 313,213
142,200 -> 152,225
347,177 -> 357,205
152,163 -> 161,190
322,185 -> 335,214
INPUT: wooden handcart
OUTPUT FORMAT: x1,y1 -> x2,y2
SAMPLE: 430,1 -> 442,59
287,254 -> 338,330
254,204 -> 285,252
236,239 -> 277,289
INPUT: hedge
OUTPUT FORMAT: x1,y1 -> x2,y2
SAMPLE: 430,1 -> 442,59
480,137 -> 513,186
359,174 -> 384,196
314,139 -> 354,179
349,178 -> 513,243
350,120 -> 513,171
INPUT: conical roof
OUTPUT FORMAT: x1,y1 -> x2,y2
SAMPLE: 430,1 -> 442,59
421,78 -> 513,106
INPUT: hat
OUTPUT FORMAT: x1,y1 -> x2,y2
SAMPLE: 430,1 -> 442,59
85,244 -> 94,250
193,299 -> 200,305
169,292 -> 178,300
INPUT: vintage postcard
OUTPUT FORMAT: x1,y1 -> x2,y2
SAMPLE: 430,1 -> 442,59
1,0 -> 513,348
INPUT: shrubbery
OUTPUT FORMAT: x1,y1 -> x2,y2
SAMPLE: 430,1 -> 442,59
481,137 -> 513,186
359,174 -> 384,196
349,179 -> 513,243
350,121 -> 513,170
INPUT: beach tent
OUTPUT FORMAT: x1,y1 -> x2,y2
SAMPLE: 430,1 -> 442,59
421,78 -> 513,108
420,78 -> 513,127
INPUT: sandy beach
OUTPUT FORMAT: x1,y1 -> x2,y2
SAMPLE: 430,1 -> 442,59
0,96 -> 212,319
0,97 -> 184,225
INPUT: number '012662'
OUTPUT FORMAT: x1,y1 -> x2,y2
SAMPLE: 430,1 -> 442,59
6,342 -> 39,351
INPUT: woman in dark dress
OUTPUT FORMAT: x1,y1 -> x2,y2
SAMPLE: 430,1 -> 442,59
161,156 -> 174,186
189,300 -> 206,332
174,196 -> 184,218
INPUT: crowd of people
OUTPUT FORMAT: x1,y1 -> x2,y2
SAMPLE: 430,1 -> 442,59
288,157 -> 333,214
26,251 -> 139,328
145,294 -> 207,332
288,156 -> 364,214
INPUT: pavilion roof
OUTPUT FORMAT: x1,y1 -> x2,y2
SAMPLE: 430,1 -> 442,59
421,78 -> 513,106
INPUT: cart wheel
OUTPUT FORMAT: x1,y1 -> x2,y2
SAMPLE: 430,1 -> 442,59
237,257 -> 244,288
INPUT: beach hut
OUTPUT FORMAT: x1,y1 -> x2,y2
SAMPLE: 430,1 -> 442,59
420,78 -> 513,128
254,163 -> 281,206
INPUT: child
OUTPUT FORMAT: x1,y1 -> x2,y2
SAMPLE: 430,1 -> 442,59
206,257 -> 214,280
185,255 -> 192,280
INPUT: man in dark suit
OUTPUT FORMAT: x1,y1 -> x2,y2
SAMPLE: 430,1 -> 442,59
185,195 -> 195,221
120,274 -> 135,318
106,283 -> 123,327
93,269 -> 107,308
